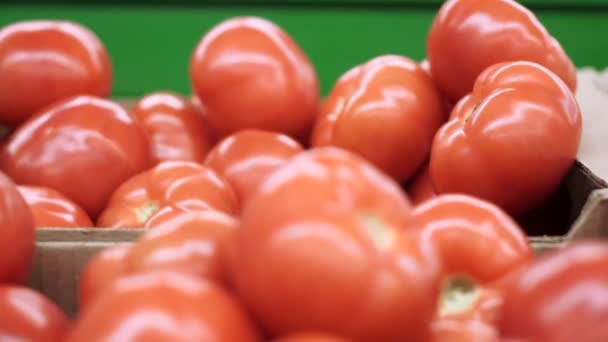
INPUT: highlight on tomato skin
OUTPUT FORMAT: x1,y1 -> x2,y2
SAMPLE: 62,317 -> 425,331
190,16 -> 319,141
204,129 -> 304,204
429,61 -> 582,217
426,0 -> 577,102
0,20 -> 113,127
130,92 -> 215,165
311,55 -> 447,184
68,271 -> 262,342
498,242 -> 608,342
0,285 -> 70,341
17,185 -> 94,228
0,95 -> 150,220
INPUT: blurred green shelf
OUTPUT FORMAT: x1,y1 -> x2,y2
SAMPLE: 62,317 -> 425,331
0,4 -> 607,97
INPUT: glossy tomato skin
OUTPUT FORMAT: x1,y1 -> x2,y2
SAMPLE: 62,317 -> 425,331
498,242 -> 608,342
204,129 -> 303,203
230,147 -> 440,341
78,243 -> 131,310
131,92 -> 215,165
0,20 -> 112,126
311,55 -> 446,182
427,0 -> 576,102
17,185 -> 93,228
190,17 -> 319,140
0,95 -> 150,219
0,171 -> 35,284
413,194 -> 534,283
97,161 -> 238,228
125,210 -> 238,285
430,61 -> 582,216
68,271 -> 261,342
0,285 -> 70,341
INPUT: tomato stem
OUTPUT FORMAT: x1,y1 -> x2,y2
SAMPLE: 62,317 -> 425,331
135,201 -> 161,224
438,275 -> 480,317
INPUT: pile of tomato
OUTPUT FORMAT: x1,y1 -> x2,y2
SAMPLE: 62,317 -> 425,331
0,0 -> 606,341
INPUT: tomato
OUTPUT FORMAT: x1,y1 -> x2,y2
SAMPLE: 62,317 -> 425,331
0,171 -> 35,284
0,285 -> 70,341
79,243 -> 131,310
311,55 -> 446,182
0,95 -> 149,219
97,161 -> 238,228
190,17 -> 319,140
406,163 -> 437,206
230,147 -> 439,341
125,210 -> 237,285
498,242 -> 608,342
131,92 -> 215,165
413,194 -> 533,342
429,61 -> 581,216
275,333 -> 350,342
68,271 -> 261,342
204,129 -> 303,203
431,286 -> 502,342
0,20 -> 112,126
17,185 -> 93,228
427,0 -> 576,102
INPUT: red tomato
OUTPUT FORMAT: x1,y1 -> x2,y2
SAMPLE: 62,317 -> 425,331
0,285 -> 70,341
275,333 -> 350,342
17,185 -> 93,228
406,163 -> 437,206
97,161 -> 238,228
430,61 -> 581,216
204,129 -> 303,203
0,171 -> 35,284
311,55 -> 446,182
190,17 -> 319,140
413,194 -> 532,342
78,243 -> 131,310
0,20 -> 112,126
0,95 -> 150,219
427,0 -> 577,102
230,147 -> 439,341
131,92 -> 215,165
68,271 -> 261,342
125,210 -> 238,285
498,242 -> 608,342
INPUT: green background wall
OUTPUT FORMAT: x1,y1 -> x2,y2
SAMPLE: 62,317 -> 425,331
1,2 -> 607,97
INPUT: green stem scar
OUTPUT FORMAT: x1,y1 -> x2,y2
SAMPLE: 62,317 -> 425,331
360,213 -> 395,250
438,275 -> 480,317
135,201 -> 161,223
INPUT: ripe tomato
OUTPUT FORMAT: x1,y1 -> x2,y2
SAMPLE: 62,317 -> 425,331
406,163 -> 437,206
0,171 -> 35,284
97,161 -> 238,228
190,17 -> 319,140
427,0 -> 576,102
275,333 -> 350,342
230,147 -> 439,341
0,20 -> 112,126
498,242 -> 608,342
125,210 -> 238,285
430,61 -> 581,216
68,271 -> 261,342
17,185 -> 93,228
131,92 -> 215,165
0,95 -> 150,219
0,285 -> 70,341
79,243 -> 131,310
311,55 -> 446,182
204,129 -> 303,203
